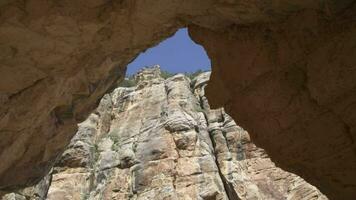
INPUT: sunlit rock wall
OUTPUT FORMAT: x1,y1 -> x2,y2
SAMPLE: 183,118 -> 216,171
2,67 -> 326,200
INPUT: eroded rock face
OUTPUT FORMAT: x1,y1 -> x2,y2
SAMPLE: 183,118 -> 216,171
189,7 -> 356,199
2,67 -> 326,200
1,1 -> 356,199
0,0 -> 212,190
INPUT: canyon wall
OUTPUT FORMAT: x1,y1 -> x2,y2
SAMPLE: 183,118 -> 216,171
189,7 -> 356,199
1,1 -> 356,199
2,67 -> 326,200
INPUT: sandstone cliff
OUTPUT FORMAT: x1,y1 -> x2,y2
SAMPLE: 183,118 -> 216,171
3,67 -> 326,200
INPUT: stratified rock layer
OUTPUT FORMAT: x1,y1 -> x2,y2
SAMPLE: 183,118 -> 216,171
3,67 -> 326,200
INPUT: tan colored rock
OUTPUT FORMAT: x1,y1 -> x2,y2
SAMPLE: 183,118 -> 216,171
189,8 -> 356,199
193,72 -> 327,200
3,67 -> 327,200
47,169 -> 91,200
0,1 -> 356,199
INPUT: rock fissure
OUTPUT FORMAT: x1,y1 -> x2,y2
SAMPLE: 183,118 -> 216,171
204,110 -> 240,200
8,77 -> 47,100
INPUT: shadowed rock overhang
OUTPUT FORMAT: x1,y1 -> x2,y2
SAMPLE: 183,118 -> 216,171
0,1 -> 356,199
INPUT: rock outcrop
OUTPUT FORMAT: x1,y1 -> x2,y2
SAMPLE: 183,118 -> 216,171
1,1 -> 356,199
3,67 -> 326,200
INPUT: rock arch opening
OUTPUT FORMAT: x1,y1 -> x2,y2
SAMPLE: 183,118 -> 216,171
126,28 -> 211,76
2,28 -> 326,199
0,1 -> 356,199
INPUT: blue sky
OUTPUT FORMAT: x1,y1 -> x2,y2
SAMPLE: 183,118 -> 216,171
126,28 -> 211,75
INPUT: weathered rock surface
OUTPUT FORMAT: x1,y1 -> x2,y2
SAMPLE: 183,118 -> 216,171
189,7 -> 356,199
3,67 -> 326,200
1,1 -> 356,199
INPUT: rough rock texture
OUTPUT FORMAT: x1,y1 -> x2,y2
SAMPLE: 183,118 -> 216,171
189,7 -> 356,199
3,67 -> 327,200
1,1 -> 356,199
